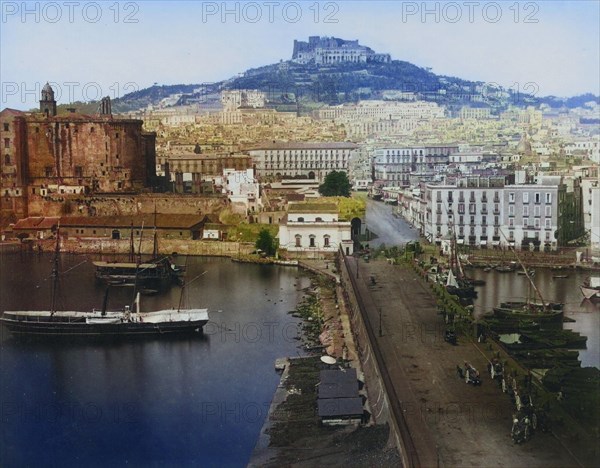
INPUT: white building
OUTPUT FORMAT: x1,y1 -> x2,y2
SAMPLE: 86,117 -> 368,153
278,203 -> 354,255
373,145 -> 458,187
224,168 -> 260,213
423,176 -> 560,250
248,142 -> 359,182
221,90 -> 266,111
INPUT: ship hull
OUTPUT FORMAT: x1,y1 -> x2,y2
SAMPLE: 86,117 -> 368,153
0,310 -> 209,337
493,302 -> 564,324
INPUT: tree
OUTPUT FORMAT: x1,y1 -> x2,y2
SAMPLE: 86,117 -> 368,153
319,171 -> 351,197
255,229 -> 277,256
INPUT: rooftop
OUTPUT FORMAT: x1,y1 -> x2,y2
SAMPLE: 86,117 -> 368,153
247,141 -> 359,151
287,203 -> 338,213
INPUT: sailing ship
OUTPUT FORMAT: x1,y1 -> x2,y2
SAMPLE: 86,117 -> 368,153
492,231 -> 564,324
0,229 -> 208,337
93,218 -> 183,291
445,236 -> 477,300
580,275 -> 600,300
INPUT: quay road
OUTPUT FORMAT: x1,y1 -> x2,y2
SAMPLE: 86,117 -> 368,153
364,198 -> 419,248
347,256 -> 582,467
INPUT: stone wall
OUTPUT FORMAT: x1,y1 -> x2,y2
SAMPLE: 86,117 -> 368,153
35,237 -> 254,257
26,194 -> 228,218
337,255 -> 405,461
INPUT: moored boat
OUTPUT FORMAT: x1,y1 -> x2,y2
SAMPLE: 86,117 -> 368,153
0,305 -> 209,337
1,228 -> 208,337
493,301 -> 564,324
580,276 -> 600,300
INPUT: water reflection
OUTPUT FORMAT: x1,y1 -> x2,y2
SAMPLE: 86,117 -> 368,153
470,267 -> 600,369
1,253 -> 311,467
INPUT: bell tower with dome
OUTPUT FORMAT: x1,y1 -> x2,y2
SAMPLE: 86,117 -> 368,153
40,82 -> 57,117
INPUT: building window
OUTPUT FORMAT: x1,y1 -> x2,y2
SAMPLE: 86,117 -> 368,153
523,206 -> 529,216
3,138 -> 9,148
535,193 -> 540,203
545,193 -> 552,203
90,127 -> 95,133
523,192 -> 529,203
315,217 -> 323,222
45,166 -> 53,177
545,206 -> 551,217
297,217 -> 304,222
309,235 -> 316,248
508,205 -> 515,216
509,192 -> 515,203
323,235 -> 330,247
4,154 -> 9,165
3,123 -> 8,132
295,235 -> 301,247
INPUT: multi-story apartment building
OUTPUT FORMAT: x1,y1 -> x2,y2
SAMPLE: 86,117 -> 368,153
424,176 -> 565,250
373,145 -> 458,187
247,142 -> 359,182
503,179 -> 561,250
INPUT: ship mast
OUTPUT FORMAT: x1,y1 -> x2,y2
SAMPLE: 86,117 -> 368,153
499,229 -> 547,309
152,204 -> 158,259
50,225 -> 61,315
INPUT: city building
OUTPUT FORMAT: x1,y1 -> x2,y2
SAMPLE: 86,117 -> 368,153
0,84 -> 156,225
373,145 -> 459,187
166,153 -> 252,193
248,142 -> 359,182
223,168 -> 260,213
278,202 -> 354,255
423,176 -> 564,250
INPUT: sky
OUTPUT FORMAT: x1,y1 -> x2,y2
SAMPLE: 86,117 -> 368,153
1,0 -> 599,109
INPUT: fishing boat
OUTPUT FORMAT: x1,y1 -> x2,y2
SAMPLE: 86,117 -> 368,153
0,230 -> 208,337
580,276 -> 600,300
491,230 -> 564,324
493,301 -> 564,324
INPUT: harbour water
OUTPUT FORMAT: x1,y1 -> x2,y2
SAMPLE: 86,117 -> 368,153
470,267 -> 600,369
0,253 -> 311,467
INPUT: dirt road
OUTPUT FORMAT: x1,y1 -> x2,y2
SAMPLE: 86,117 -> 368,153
352,257 -> 582,467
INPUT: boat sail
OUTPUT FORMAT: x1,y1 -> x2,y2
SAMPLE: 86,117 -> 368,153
0,228 -> 208,337
580,276 -> 600,300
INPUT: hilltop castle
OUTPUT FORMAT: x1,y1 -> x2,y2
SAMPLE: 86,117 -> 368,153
292,36 -> 391,65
